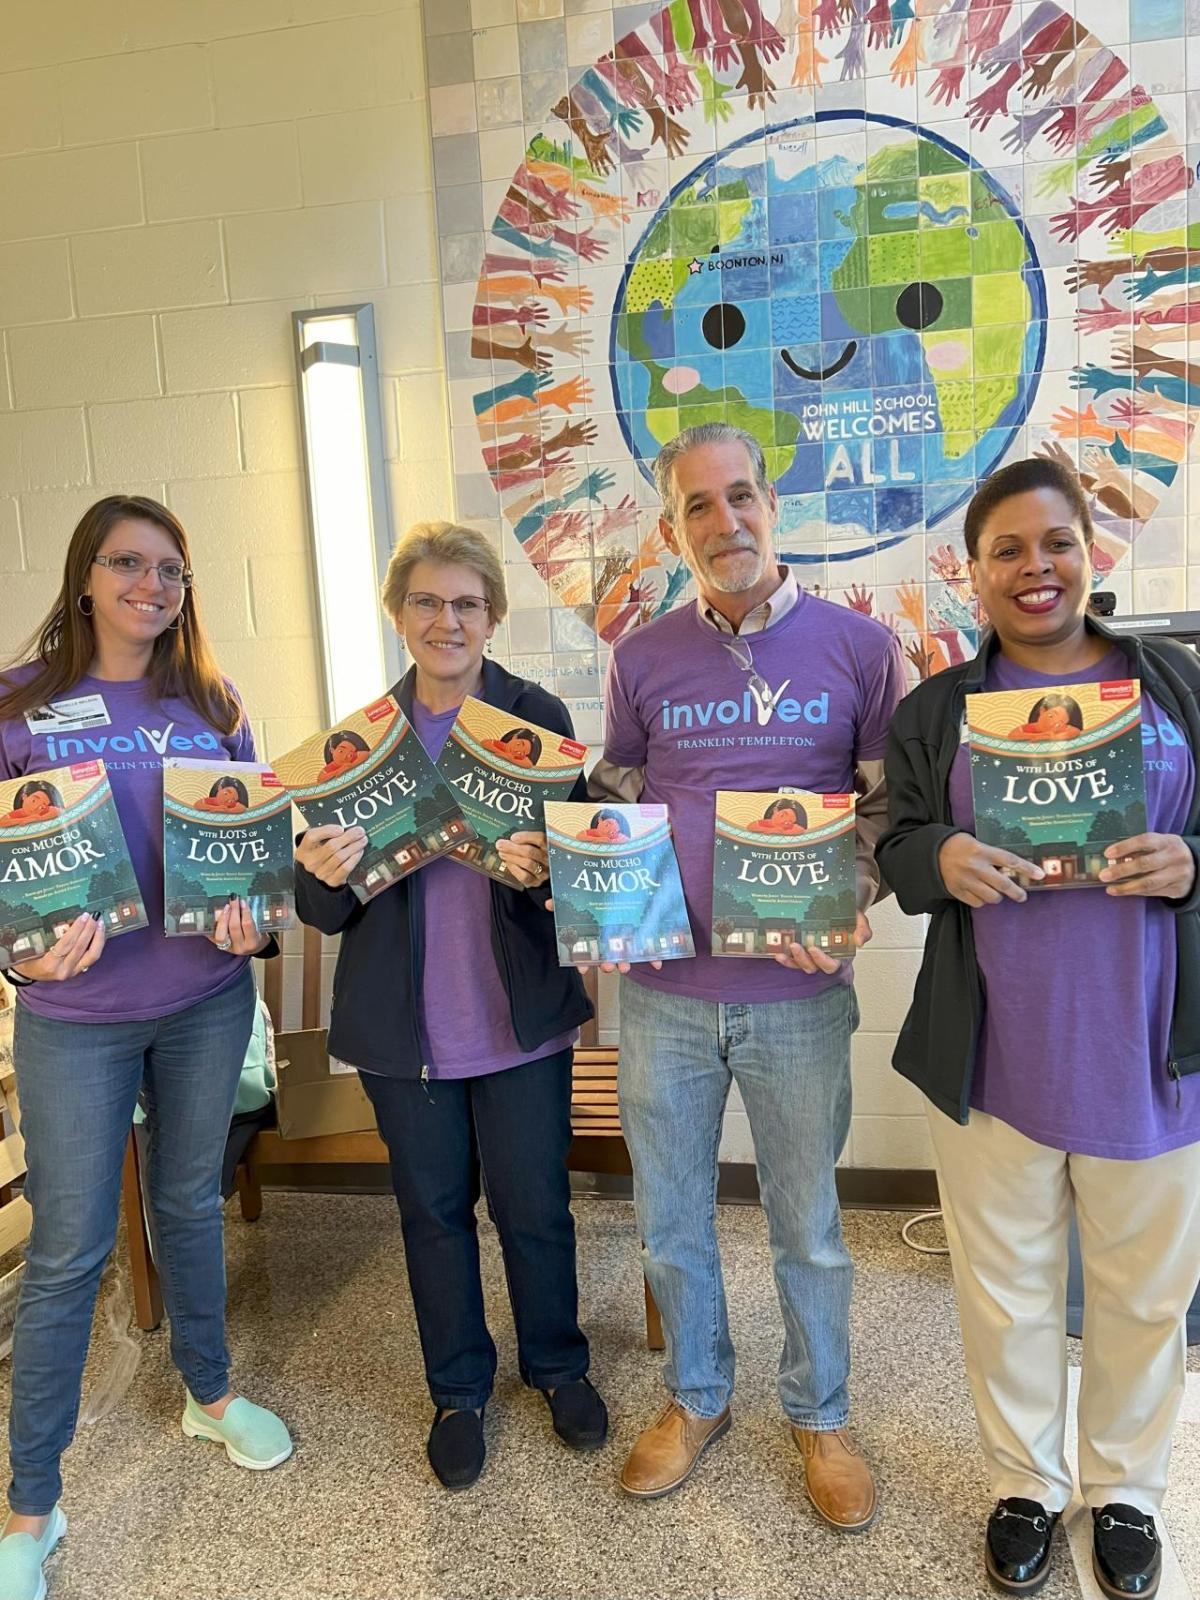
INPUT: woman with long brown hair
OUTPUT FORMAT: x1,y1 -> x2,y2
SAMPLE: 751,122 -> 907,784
0,497 -> 291,1600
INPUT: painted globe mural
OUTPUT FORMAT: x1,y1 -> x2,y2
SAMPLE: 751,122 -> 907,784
614,114 -> 1045,558
451,1 -> 1196,674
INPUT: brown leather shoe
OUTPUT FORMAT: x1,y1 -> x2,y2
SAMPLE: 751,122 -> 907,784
620,1400 -> 731,1498
791,1425 -> 878,1531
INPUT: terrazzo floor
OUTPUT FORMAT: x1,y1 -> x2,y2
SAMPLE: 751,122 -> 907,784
0,1196 -> 1196,1600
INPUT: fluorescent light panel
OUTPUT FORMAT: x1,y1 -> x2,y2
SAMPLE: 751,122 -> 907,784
293,305 -> 400,723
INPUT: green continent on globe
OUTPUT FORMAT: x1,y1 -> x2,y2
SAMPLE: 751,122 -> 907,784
831,138 -> 1031,456
619,176 -> 800,472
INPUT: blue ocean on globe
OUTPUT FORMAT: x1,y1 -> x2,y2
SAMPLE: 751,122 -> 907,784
612,113 -> 1046,559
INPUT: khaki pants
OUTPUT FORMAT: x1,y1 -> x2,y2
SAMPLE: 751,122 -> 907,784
926,1104 -> 1200,1515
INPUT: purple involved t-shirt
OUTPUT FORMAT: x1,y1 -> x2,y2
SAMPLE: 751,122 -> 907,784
602,592 -> 906,1003
949,647 -> 1200,1158
0,668 -> 256,1023
408,700 -> 575,1080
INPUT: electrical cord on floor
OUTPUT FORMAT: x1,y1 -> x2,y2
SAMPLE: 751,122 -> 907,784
900,1210 -> 950,1255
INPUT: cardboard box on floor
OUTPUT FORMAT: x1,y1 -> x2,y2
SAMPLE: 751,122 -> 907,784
273,1028 -> 377,1141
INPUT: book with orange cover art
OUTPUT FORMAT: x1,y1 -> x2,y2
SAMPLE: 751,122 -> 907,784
712,790 -> 857,958
965,679 -> 1147,889
273,696 -> 474,903
436,697 -> 587,887
544,802 -> 694,967
0,761 -> 146,965
163,758 -> 296,936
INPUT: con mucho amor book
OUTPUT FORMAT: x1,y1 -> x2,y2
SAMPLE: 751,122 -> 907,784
0,761 -> 147,965
544,801 -> 694,967
163,758 -> 297,936
965,679 -> 1147,889
273,695 -> 474,903
436,696 -> 587,887
712,790 -> 857,958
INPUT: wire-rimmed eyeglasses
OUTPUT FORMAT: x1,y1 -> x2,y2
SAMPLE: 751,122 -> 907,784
94,552 -> 192,588
404,592 -> 491,620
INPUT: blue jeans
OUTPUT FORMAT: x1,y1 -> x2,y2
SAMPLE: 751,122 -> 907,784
360,1051 -> 589,1411
8,968 -> 255,1515
618,977 -> 857,1427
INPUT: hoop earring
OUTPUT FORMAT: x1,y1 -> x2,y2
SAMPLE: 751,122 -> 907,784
168,609 -> 185,631
77,595 -> 94,617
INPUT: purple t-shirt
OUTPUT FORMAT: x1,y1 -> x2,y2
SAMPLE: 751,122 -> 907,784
0,668 -> 256,1023
408,700 -> 575,1080
602,593 -> 906,1003
949,647 -> 1200,1158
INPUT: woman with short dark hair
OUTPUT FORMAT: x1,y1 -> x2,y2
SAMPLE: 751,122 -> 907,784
879,457 -> 1200,1600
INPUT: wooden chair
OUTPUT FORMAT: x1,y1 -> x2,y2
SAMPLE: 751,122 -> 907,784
125,928 -> 664,1350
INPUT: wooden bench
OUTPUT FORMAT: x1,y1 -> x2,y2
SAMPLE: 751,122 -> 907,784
125,928 -> 663,1350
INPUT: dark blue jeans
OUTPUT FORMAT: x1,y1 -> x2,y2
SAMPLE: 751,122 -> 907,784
360,1050 -> 590,1411
9,968 -> 255,1515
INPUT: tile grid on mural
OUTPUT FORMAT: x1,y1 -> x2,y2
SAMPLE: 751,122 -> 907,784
423,0 -> 1200,748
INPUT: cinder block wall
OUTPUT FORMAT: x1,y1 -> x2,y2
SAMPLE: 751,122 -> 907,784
0,0 -> 449,763
0,0 -> 932,1169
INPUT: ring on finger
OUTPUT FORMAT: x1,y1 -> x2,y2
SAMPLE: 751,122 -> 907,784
217,938 -> 233,950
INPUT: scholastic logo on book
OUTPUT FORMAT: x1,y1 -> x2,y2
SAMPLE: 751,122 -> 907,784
558,739 -> 588,760
261,772 -> 283,788
69,762 -> 102,781
364,698 -> 395,723
1099,681 -> 1136,701
824,794 -> 852,809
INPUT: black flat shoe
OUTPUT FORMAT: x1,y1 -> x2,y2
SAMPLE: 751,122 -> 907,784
542,1378 -> 608,1451
985,1497 -> 1060,1594
1092,1504 -> 1162,1598
427,1407 -> 485,1490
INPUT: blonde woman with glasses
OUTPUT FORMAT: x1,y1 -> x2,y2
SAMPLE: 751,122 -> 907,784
294,521 -> 607,1491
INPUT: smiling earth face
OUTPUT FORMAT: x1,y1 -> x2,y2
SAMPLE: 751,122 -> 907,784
613,115 -> 1044,559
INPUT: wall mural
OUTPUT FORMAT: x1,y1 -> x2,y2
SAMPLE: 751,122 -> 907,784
425,0 -> 1196,739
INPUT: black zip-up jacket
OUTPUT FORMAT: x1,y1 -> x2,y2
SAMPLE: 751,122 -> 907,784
293,659 -> 593,1078
877,619 -> 1200,1124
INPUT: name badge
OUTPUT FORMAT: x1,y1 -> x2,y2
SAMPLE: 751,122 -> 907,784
24,694 -> 112,736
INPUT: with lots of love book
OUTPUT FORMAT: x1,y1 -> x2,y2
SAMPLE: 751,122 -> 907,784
162,758 -> 297,936
965,680 -> 1147,889
273,696 -> 473,903
711,789 -> 858,958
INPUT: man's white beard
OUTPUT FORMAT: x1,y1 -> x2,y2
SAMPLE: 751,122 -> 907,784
701,548 -> 772,594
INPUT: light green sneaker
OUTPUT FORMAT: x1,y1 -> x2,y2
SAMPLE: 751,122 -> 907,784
0,1506 -> 67,1600
181,1393 -> 293,1470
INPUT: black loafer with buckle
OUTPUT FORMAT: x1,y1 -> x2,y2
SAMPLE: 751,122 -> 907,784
1092,1504 -> 1162,1599
985,1497 -> 1060,1594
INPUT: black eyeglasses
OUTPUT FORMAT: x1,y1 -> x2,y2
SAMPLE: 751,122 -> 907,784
404,593 -> 490,619
94,552 -> 192,588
